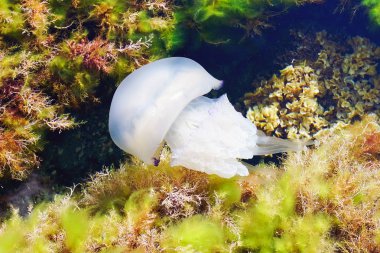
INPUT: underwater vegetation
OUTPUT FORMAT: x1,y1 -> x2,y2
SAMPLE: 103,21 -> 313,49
1,116 -> 380,252
244,31 -> 380,139
0,52 -> 76,179
1,0 -> 380,251
0,0 -> 177,179
0,0 -> 328,180
174,0 -> 322,44
362,0 -> 380,25
0,0 -> 379,181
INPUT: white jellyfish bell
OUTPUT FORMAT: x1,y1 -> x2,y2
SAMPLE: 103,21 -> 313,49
109,57 -> 308,178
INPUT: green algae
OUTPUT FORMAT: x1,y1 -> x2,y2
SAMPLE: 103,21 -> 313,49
363,0 -> 380,25
162,215 -> 227,252
1,117 -> 380,252
175,0 -> 318,44
0,0 -> 177,179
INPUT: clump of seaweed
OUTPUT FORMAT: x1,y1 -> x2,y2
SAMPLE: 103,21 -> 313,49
362,0 -> 380,25
245,65 -> 328,139
244,31 -> 380,139
1,116 -> 380,252
175,0 -> 322,44
0,51 -> 75,179
0,0 -> 177,179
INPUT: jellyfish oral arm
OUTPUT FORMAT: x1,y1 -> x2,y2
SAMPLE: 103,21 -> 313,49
165,94 -> 310,178
165,95 -> 257,178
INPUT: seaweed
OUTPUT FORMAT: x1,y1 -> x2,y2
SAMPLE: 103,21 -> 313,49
0,0 -> 177,179
244,31 -> 380,139
362,0 -> 380,25
174,0 -> 321,44
1,117 -> 380,252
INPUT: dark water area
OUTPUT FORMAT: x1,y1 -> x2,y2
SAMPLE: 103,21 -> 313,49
176,0 -> 380,104
0,104 -> 125,215
40,107 -> 124,186
2,0 -> 379,212
0,82 -> 124,213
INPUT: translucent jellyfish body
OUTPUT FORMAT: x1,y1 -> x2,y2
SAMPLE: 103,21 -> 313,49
109,57 -> 223,164
109,57 -> 306,178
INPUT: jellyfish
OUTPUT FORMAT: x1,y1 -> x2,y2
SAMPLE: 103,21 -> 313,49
109,57 -> 308,178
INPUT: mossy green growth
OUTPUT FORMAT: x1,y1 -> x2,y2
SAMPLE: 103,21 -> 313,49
239,172 -> 331,252
124,189 -> 158,224
175,0 -> 318,43
161,215 -> 226,252
0,212 -> 25,252
211,179 -> 241,208
362,0 -> 380,25
0,0 -> 24,39
48,54 -> 100,104
0,50 -> 76,179
0,0 -> 178,179
60,208 -> 90,253
1,116 -> 380,252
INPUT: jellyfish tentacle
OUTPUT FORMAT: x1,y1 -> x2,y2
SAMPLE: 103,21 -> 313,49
254,134 -> 313,155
